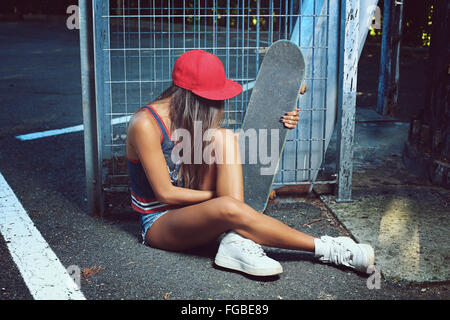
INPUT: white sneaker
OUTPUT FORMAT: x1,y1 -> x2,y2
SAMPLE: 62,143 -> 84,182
314,236 -> 375,273
214,232 -> 283,276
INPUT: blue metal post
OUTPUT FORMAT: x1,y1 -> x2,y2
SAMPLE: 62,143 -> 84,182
377,0 -> 403,115
376,0 -> 391,115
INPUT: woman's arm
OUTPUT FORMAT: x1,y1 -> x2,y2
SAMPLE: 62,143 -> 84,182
129,114 -> 214,205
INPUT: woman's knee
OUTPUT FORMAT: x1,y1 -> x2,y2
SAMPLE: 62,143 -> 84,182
214,196 -> 250,226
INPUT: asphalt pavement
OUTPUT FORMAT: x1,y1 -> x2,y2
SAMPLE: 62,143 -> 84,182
0,20 -> 448,301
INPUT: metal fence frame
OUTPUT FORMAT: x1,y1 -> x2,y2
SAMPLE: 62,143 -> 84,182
80,0 -> 369,216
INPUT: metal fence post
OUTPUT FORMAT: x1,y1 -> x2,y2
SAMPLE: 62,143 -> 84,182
79,0 -> 104,217
376,0 -> 403,115
93,0 -> 111,166
335,0 -> 360,202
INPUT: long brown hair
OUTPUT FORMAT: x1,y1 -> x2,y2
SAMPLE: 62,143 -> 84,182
153,84 -> 224,189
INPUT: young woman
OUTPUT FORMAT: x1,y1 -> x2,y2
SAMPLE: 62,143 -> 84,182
126,50 -> 375,276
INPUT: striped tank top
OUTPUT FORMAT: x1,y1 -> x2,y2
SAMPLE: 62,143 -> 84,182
127,105 -> 182,214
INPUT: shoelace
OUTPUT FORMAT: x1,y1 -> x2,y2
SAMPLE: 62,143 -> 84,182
228,237 -> 267,257
327,239 -> 354,266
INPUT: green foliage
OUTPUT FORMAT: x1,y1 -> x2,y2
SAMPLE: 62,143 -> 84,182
401,0 -> 434,47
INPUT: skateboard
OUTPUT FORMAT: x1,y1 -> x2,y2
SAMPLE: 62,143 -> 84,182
240,40 -> 305,212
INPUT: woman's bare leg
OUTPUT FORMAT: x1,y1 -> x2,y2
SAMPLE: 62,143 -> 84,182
146,129 -> 316,252
147,194 -> 316,252
206,129 -> 316,250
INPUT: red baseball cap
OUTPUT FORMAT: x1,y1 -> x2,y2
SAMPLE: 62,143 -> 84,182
172,50 -> 243,101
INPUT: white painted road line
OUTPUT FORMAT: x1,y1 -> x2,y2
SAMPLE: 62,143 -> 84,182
0,172 -> 86,300
15,124 -> 84,141
15,115 -> 132,141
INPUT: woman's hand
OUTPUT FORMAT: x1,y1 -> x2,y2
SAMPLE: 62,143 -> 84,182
281,84 -> 306,130
281,109 -> 301,129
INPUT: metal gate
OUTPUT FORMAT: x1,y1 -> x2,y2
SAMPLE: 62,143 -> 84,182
80,0 -> 375,215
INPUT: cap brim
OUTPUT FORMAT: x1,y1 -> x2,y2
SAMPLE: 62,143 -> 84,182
192,79 -> 243,101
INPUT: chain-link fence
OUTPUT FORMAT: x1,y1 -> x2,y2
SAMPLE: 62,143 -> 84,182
92,0 -> 340,194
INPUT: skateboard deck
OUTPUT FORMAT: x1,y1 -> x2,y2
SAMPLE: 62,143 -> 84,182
240,40 -> 305,212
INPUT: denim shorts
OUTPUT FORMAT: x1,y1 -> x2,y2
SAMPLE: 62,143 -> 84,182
140,210 -> 170,245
